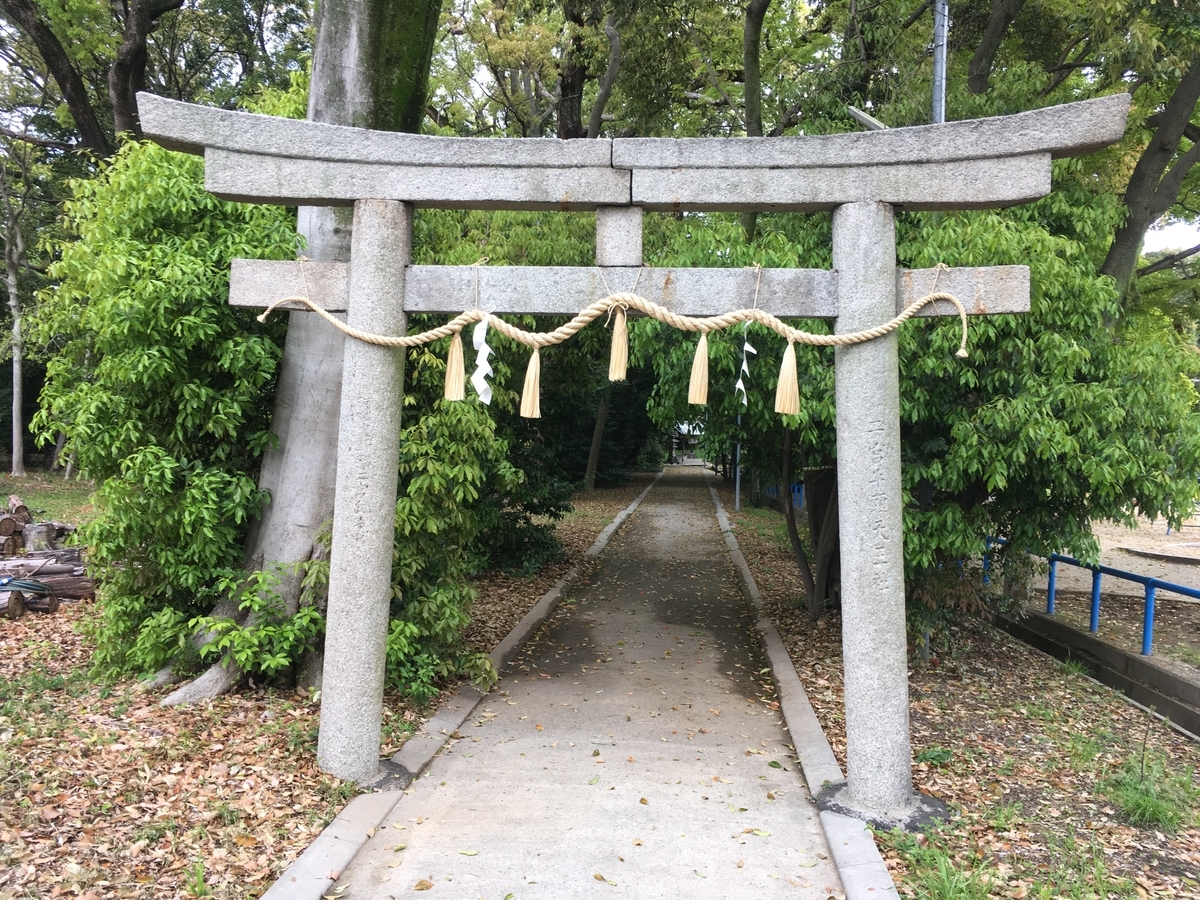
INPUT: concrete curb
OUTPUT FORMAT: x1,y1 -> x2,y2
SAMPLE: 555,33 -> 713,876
262,471 -> 664,900
707,484 -> 899,900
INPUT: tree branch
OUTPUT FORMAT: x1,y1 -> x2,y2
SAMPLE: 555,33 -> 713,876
587,16 -> 622,139
688,25 -> 742,127
901,0 -> 932,31
0,126 -> 77,152
967,0 -> 1027,95
1138,242 -> 1200,277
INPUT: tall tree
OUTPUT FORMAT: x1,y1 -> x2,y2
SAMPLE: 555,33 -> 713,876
0,0 -> 310,153
161,0 -> 446,705
1101,65 -> 1200,294
0,140 -> 34,476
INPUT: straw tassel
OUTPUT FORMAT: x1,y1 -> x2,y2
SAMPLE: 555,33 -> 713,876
444,331 -> 465,401
688,332 -> 709,405
609,307 -> 628,381
520,347 -> 542,418
775,341 -> 800,415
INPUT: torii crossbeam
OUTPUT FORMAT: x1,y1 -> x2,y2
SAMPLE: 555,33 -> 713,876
139,91 -> 1129,828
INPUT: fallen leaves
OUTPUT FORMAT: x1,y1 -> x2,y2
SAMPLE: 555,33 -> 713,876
413,878 -> 434,890
0,600 -> 466,900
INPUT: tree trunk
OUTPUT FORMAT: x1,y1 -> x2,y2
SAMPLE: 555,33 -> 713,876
110,0 -> 186,137
1101,67 -> 1200,295
585,16 -> 623,139
740,0 -> 771,242
804,465 -> 839,611
4,197 -> 24,477
557,1 -> 587,139
782,427 -> 817,610
967,0 -> 1027,95
584,385 -> 609,492
160,0 -> 444,707
813,485 -> 839,610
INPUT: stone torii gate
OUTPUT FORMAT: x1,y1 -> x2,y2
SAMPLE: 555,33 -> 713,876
138,91 -> 1128,826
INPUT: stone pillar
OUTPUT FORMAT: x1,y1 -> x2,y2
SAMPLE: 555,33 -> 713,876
831,201 -> 914,818
596,207 -> 643,267
317,199 -> 410,783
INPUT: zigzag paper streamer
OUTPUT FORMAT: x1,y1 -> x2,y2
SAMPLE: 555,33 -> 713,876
471,319 -> 493,405
735,332 -> 757,407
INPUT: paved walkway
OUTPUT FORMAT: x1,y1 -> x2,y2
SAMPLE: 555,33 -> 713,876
335,467 -> 842,898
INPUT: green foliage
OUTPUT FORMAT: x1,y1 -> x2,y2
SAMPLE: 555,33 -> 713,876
191,569 -> 325,677
914,746 -> 953,766
387,400 -> 509,699
28,140 -> 298,676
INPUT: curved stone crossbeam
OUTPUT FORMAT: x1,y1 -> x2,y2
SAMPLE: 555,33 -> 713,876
137,92 -> 1129,212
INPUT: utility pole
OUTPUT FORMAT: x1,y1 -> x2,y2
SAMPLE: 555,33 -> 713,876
932,0 -> 949,124
735,415 -> 742,511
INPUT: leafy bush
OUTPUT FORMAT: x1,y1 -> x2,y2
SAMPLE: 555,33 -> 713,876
30,140 -> 297,676
387,399 -> 511,698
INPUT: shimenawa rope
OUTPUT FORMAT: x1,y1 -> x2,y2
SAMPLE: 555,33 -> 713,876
256,289 -> 970,356
257,264 -> 970,417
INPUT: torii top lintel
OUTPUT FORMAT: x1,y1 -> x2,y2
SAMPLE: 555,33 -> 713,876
137,92 -> 1130,213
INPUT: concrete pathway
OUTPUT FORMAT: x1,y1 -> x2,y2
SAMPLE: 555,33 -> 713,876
334,467 -> 843,898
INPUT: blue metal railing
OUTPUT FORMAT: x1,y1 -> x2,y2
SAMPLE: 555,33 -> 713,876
988,537 -> 1200,656
764,483 -> 804,506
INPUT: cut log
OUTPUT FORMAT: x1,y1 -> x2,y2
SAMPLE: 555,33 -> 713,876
2,535 -> 24,556
0,563 -> 80,577
38,574 -> 95,599
24,524 -> 57,552
3,591 -> 24,619
22,595 -> 60,614
24,548 -> 81,563
11,505 -> 32,525
0,516 -> 15,537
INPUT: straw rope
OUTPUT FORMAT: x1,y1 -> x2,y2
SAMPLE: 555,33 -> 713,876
257,288 -> 972,358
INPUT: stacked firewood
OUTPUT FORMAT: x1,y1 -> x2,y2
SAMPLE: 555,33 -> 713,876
0,495 -> 94,619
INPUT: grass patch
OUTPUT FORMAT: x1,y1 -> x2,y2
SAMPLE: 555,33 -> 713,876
882,831 -> 992,900
0,470 -> 95,524
1057,658 -> 1090,677
1102,753 -> 1199,830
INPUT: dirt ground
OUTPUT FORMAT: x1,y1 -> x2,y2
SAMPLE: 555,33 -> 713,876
719,486 -> 1200,898
1029,514 -> 1200,684
0,475 -> 657,900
